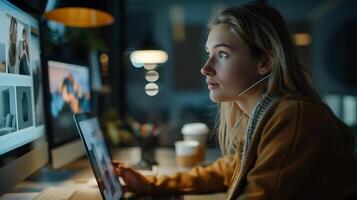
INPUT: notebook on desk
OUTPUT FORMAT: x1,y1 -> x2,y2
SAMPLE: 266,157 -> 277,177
73,112 -> 183,200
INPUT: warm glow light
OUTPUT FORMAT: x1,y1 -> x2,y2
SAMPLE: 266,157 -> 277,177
145,83 -> 159,96
145,70 -> 159,82
100,53 -> 109,66
170,5 -> 185,42
132,62 -> 143,68
293,33 -> 311,46
43,7 -> 114,28
130,50 -> 168,67
144,63 -> 157,70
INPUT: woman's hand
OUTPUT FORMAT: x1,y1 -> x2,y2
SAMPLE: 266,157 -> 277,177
112,160 -> 152,194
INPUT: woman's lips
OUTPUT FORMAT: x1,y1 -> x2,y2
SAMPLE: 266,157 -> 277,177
208,84 -> 219,90
206,80 -> 219,89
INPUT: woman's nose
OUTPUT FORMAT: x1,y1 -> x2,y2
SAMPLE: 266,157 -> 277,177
201,60 -> 215,76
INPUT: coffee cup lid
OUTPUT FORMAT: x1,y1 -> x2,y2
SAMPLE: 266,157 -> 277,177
175,140 -> 199,156
175,140 -> 199,147
181,122 -> 209,135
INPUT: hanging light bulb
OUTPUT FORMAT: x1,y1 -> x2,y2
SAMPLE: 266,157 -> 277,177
144,63 -> 157,70
145,83 -> 159,96
145,70 -> 159,82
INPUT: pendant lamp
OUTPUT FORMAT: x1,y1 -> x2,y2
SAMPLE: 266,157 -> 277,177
43,0 -> 114,28
129,34 -> 168,69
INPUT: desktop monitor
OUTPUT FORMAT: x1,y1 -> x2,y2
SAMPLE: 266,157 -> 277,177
46,60 -> 91,169
0,0 -> 48,195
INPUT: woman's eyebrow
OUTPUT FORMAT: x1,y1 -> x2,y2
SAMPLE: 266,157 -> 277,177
206,43 -> 234,50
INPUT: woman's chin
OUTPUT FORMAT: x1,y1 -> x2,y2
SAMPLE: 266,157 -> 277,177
209,92 -> 229,102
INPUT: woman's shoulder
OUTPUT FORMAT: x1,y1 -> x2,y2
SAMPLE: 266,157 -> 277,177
262,93 -> 355,152
273,93 -> 328,116
266,93 -> 351,135
263,93 -> 343,131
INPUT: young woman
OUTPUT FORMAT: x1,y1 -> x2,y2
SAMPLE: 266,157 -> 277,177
8,16 -> 19,74
114,2 -> 357,199
19,27 -> 30,75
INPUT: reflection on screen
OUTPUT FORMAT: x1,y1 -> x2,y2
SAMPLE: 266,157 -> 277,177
48,61 -> 90,144
78,118 -> 121,200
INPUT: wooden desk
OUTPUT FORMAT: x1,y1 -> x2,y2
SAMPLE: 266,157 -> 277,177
112,147 -> 227,199
2,147 -> 226,200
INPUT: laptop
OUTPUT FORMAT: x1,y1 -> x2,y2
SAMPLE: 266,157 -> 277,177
73,112 -> 183,200
74,112 -> 122,200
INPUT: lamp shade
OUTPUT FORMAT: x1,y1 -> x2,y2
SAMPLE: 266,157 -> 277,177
43,0 -> 114,28
130,50 -> 168,67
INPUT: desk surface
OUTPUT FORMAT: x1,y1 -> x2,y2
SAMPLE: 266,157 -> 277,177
2,147 -> 226,200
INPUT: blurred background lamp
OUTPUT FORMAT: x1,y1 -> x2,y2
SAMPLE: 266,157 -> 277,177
43,0 -> 114,28
293,33 -> 311,46
145,83 -> 159,96
145,70 -> 159,82
130,50 -> 168,68
100,53 -> 109,66
144,63 -> 157,70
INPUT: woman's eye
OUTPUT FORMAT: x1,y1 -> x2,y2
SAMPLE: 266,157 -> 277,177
218,51 -> 229,58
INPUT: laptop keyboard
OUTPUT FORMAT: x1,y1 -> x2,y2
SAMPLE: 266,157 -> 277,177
33,186 -> 183,200
34,187 -> 77,200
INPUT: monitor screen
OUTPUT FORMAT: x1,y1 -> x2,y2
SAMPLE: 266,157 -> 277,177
46,60 -> 91,168
0,0 -> 47,195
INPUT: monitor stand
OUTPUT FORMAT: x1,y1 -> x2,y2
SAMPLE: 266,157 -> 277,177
27,165 -> 79,183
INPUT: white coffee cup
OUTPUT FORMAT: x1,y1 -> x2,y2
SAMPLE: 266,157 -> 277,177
181,123 -> 209,162
175,140 -> 200,167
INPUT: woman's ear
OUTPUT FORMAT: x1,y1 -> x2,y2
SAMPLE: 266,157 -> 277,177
257,51 -> 273,76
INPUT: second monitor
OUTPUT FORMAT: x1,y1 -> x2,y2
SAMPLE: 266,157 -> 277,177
46,60 -> 91,169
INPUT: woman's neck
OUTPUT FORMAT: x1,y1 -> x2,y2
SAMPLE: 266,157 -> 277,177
235,87 -> 266,116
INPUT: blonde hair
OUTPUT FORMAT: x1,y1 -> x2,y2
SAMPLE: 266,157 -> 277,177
210,3 -> 322,155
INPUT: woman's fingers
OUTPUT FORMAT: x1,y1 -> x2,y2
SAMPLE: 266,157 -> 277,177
112,160 -> 125,167
111,161 -> 152,194
112,160 -> 131,175
113,165 -> 149,193
114,164 -> 138,178
114,167 -> 121,176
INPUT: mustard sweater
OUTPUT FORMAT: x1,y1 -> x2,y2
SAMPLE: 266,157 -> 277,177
145,94 -> 357,200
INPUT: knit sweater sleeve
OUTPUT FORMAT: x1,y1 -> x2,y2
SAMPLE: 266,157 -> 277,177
145,154 -> 239,195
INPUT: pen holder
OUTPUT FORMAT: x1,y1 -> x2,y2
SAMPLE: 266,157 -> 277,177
137,135 -> 158,169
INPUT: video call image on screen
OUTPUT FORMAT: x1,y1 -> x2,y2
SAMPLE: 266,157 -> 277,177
0,8 -> 44,148
79,118 -> 121,200
48,61 -> 91,144
6,15 -> 30,75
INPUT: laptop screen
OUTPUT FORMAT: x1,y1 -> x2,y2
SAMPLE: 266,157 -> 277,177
74,113 -> 122,200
